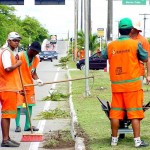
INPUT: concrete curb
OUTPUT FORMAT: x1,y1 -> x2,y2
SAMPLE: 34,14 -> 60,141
67,67 -> 86,150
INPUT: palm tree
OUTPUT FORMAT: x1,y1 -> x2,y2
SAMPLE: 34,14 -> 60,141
77,30 -> 99,54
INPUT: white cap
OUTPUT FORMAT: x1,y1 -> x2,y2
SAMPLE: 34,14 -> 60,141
133,21 -> 142,32
7,32 -> 22,40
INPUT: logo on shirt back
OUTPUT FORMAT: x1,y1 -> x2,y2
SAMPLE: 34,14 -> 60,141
112,49 -> 130,55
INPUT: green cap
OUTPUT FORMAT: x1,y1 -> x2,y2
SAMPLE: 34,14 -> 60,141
119,18 -> 133,29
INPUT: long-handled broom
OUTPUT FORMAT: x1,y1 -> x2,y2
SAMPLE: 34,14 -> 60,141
18,67 -> 43,142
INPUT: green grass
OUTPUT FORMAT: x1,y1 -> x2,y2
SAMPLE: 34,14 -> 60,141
42,90 -> 70,101
67,59 -> 76,69
36,108 -> 69,120
68,61 -> 150,150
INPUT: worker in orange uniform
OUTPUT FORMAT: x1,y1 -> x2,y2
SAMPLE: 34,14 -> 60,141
15,41 -> 43,132
0,32 -> 22,147
79,47 -> 85,60
102,18 -> 149,148
129,21 -> 150,83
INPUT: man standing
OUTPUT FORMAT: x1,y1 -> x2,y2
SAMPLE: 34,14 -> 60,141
0,32 -> 22,147
129,21 -> 150,83
15,41 -> 43,132
102,18 -> 149,148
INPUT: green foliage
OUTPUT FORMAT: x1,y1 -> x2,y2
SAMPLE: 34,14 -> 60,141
42,90 -> 70,101
59,56 -> 70,63
21,16 -> 48,47
77,30 -> 107,54
0,5 -> 49,47
77,30 -> 99,53
147,38 -> 150,44
36,108 -> 69,120
57,55 -> 71,68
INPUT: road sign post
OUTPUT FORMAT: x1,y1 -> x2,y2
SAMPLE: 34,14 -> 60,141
97,28 -> 104,51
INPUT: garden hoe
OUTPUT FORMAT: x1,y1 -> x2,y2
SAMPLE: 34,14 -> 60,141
24,76 -> 94,87
18,67 -> 43,142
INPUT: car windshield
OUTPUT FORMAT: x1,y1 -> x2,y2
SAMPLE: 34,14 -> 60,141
91,52 -> 101,58
50,51 -> 57,54
42,51 -> 51,54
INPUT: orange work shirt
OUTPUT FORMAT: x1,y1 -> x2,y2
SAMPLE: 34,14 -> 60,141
0,48 -> 21,92
18,51 -> 39,93
107,39 -> 142,92
132,34 -> 150,76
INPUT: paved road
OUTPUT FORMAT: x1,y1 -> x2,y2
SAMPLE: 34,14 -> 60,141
0,41 -> 72,150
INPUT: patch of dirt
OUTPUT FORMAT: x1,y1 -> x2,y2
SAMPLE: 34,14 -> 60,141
42,124 -> 90,149
42,130 -> 75,149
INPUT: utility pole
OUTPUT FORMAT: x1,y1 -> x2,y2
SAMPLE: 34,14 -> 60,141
88,0 -> 91,35
84,0 -> 90,97
81,0 -> 83,31
139,13 -> 150,37
74,0 -> 78,61
107,0 -> 113,41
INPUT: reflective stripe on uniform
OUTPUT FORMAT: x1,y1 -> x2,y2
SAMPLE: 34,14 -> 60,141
2,110 -> 16,114
111,77 -> 140,84
111,107 -> 125,111
126,107 -> 143,111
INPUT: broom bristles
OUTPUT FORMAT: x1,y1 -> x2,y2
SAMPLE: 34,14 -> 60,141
21,133 -> 43,142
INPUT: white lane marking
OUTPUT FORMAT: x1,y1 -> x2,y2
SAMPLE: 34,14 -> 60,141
29,67 -> 60,150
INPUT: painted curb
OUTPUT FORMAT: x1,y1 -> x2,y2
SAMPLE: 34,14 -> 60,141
67,66 -> 86,150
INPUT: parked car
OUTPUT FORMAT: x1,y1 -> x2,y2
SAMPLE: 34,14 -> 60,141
50,51 -> 58,59
76,52 -> 107,70
39,51 -> 53,62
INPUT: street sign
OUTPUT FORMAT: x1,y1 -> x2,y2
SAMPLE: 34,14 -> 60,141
0,0 -> 65,5
0,0 -> 24,5
97,28 -> 104,37
35,0 -> 65,5
122,0 -> 146,5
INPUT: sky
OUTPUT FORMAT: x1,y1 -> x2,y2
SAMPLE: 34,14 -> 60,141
13,0 -> 150,39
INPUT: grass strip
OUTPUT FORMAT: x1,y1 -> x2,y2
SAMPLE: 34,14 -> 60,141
69,61 -> 150,150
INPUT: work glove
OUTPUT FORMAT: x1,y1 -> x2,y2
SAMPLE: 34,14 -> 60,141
36,79 -> 44,86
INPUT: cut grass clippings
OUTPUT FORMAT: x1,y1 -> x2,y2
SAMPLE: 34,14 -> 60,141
68,61 -> 150,150
43,130 -> 75,149
42,92 -> 70,101
35,108 -> 70,120
42,90 -> 70,101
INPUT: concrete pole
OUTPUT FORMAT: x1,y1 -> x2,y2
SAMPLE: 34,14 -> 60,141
74,0 -> 78,61
88,0 -> 91,35
81,0 -> 83,31
84,0 -> 90,96
107,0 -> 113,41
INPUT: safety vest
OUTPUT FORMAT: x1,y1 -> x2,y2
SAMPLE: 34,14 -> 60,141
0,48 -> 21,92
18,51 -> 39,93
107,39 -> 142,92
79,50 -> 85,60
133,34 -> 150,76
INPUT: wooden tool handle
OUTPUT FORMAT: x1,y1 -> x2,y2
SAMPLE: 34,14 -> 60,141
24,76 -> 94,87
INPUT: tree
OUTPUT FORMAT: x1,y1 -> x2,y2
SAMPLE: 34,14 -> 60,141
0,5 -> 20,46
21,16 -> 49,47
0,5 -> 49,48
77,30 -> 99,54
